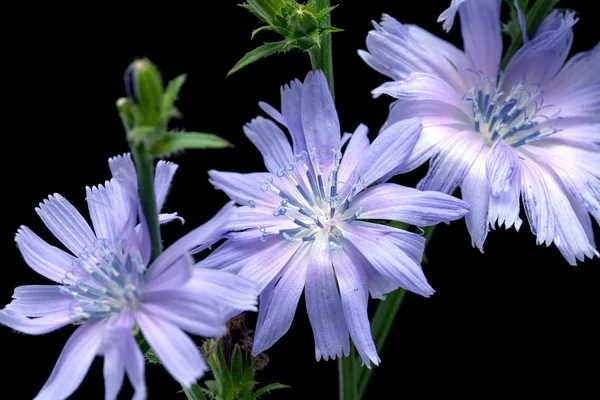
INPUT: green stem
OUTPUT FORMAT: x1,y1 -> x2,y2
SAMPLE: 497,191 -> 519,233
308,0 -> 335,100
338,344 -> 357,400
356,225 -> 439,399
130,144 -> 163,261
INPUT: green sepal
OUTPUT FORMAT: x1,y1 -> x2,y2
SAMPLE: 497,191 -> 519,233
227,40 -> 291,77
308,29 -> 320,47
183,384 -> 209,400
147,132 -> 232,157
161,73 -> 187,122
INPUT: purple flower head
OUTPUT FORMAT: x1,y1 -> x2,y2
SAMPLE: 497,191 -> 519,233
200,70 -> 469,366
0,154 -> 258,400
360,0 -> 600,264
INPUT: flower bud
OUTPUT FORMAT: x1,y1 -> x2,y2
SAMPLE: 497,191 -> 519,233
124,58 -> 163,126
289,5 -> 319,35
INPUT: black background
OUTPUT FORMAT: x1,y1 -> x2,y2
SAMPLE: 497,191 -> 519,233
2,1 -> 598,398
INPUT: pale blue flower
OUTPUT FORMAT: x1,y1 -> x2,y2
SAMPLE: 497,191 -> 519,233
199,70 -> 469,366
360,0 -> 599,264
0,154 -> 258,400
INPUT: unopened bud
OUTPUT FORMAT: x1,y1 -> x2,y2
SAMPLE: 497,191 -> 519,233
124,58 -> 163,126
289,5 -> 319,35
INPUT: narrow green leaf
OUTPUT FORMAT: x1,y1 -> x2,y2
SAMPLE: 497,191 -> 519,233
252,383 -> 290,399
162,74 -> 186,117
183,384 -> 208,400
230,345 -> 244,390
227,40 -> 289,77
214,345 -> 233,398
148,132 -> 232,157
251,25 -> 274,39
242,351 -> 256,384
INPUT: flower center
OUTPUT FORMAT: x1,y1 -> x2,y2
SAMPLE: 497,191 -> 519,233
60,238 -> 146,320
464,75 -> 560,147
252,148 -> 365,250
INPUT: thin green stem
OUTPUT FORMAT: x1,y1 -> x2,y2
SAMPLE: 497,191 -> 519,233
308,0 -> 335,100
356,225 -> 439,398
130,144 -> 163,261
356,289 -> 406,399
339,344 -> 357,400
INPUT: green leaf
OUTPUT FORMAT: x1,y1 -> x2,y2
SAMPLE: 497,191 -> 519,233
162,73 -> 186,118
252,383 -> 290,399
183,384 -> 208,400
230,345 -> 244,391
251,25 -> 274,39
147,132 -> 232,157
227,40 -> 290,77
242,352 -> 256,386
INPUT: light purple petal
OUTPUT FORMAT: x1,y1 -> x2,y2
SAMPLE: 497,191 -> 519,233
86,182 -> 119,240
253,245 -> 309,356
14,226 -> 75,283
460,149 -> 491,251
301,70 -> 341,174
35,194 -> 96,256
349,118 -> 421,189
108,153 -> 137,193
208,170 -> 278,209
343,223 -> 433,297
103,338 -> 125,400
135,311 -> 208,388
223,205 -> 298,234
486,139 -> 520,196
304,233 -> 350,361
545,44 -> 600,120
281,78 -> 307,155
353,221 -> 426,263
338,124 -> 370,181
503,11 -> 577,87
244,117 -> 294,175
349,183 -> 469,226
519,157 -> 598,264
144,254 -> 193,293
0,309 -> 77,335
34,321 -> 104,400
437,0 -> 467,32
4,285 -> 72,317
238,238 -> 302,292
189,269 -> 258,313
122,332 -> 147,400
331,244 -> 380,367
258,101 -> 286,126
488,170 -> 523,231
372,73 -> 470,118
417,130 -> 485,194
139,297 -> 225,339
405,24 -> 469,80
147,202 -> 235,282
196,237 -> 262,274
359,15 -> 466,87
154,160 -> 178,211
458,0 -> 503,79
